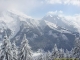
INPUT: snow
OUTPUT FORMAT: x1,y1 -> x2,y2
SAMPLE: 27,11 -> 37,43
71,21 -> 80,32
32,52 -> 42,57
45,20 -> 57,29
60,29 -> 71,33
62,34 -> 68,40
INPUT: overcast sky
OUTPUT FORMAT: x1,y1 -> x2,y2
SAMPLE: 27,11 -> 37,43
0,0 -> 80,19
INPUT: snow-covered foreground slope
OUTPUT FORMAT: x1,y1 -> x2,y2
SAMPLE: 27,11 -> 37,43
0,32 -> 79,60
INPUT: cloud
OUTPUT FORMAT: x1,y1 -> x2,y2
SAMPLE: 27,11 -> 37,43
0,0 -> 79,19
47,10 -> 64,18
47,10 -> 80,22
45,0 -> 80,6
0,0 -> 43,13
45,0 -> 62,4
47,10 -> 63,17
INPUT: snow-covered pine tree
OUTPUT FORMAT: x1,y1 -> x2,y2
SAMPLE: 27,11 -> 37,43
59,48 -> 64,58
12,41 -> 18,60
69,48 -> 74,58
73,38 -> 80,58
44,51 -> 51,60
37,53 -> 43,60
65,49 -> 70,58
51,44 -> 59,60
19,34 -> 32,60
0,31 -> 13,60
35,49 -> 45,60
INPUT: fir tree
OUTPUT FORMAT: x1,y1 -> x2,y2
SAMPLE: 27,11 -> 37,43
0,31 -> 13,60
59,48 -> 64,58
19,34 -> 32,60
12,41 -> 18,60
51,44 -> 59,60
73,38 -> 80,58
65,49 -> 70,58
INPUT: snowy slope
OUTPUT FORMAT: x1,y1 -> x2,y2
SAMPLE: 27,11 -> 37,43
0,10 -> 41,38
45,20 -> 58,29
0,10 -> 21,38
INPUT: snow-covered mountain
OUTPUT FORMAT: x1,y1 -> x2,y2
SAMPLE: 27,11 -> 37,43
0,10 -> 78,51
42,14 -> 80,32
0,10 -> 40,38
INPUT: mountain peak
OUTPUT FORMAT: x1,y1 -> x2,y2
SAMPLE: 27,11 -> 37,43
42,14 -> 80,32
